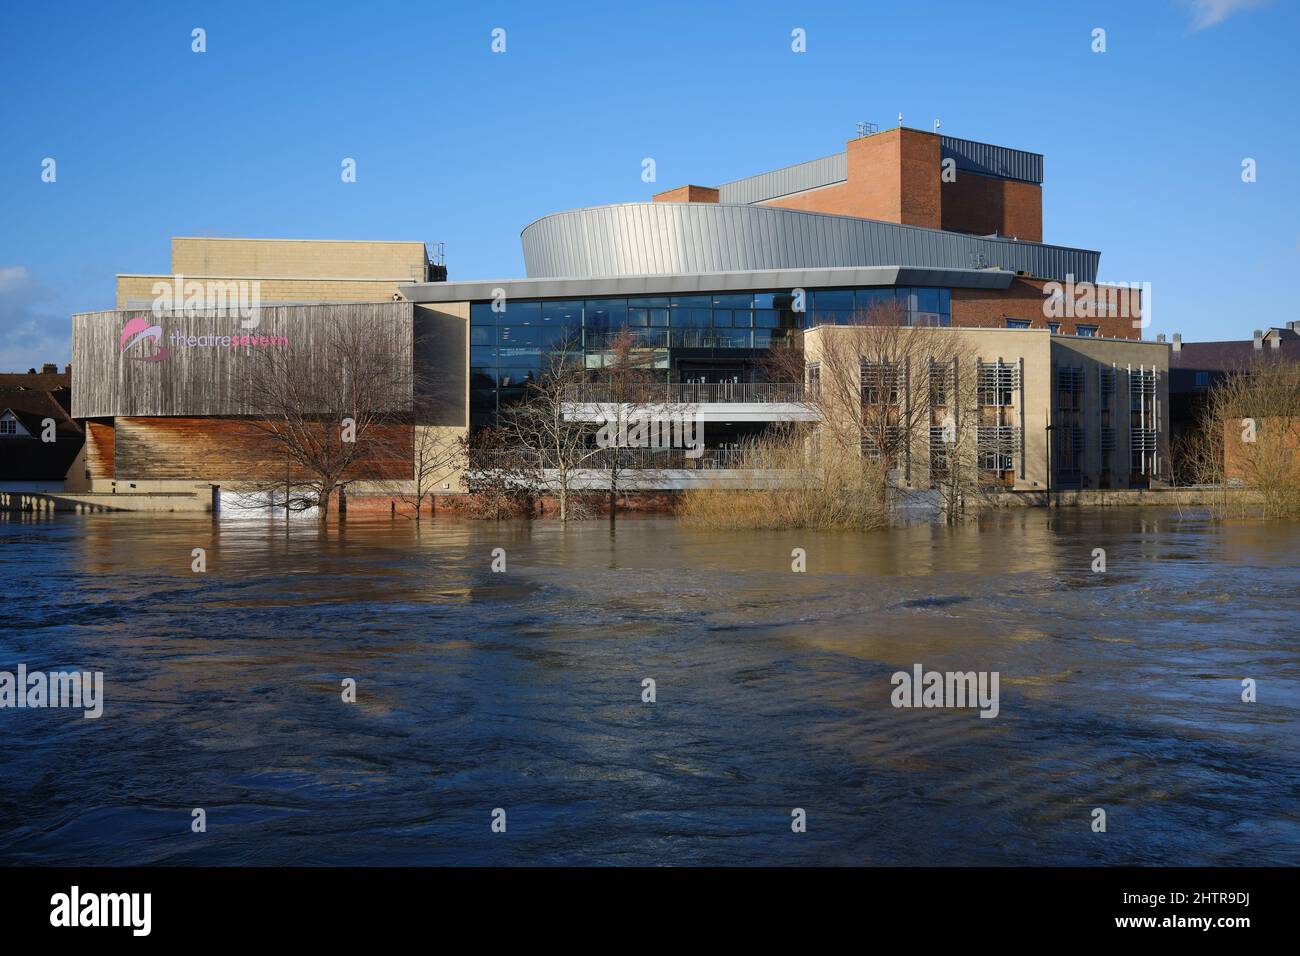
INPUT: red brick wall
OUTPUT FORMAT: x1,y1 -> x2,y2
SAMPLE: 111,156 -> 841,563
652,185 -> 720,203
761,129 -> 938,228
941,173 -> 1043,241
951,278 -> 1141,339
897,129 -> 942,229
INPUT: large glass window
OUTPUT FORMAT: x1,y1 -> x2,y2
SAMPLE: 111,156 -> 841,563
497,300 -> 541,324
542,300 -> 583,325
812,289 -> 854,311
585,299 -> 627,331
914,287 -> 941,314
854,288 -> 907,323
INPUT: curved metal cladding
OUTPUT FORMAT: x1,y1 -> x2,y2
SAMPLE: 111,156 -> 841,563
522,203 -> 1097,283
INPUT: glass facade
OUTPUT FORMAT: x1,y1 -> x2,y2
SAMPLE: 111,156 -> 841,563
470,286 -> 954,422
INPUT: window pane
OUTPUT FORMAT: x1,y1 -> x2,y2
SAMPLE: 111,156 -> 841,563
813,289 -> 854,311
712,293 -> 754,310
670,295 -> 712,309
500,326 -> 540,346
470,325 -> 495,346
470,346 -> 497,366
470,302 -> 497,325
585,299 -> 627,329
498,364 -> 541,387
542,300 -> 583,324
938,288 -> 951,314
498,300 -> 541,324
539,326 -> 580,349
672,307 -> 711,328
914,287 -> 940,313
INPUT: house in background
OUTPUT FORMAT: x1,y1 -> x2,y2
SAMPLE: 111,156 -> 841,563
0,364 -> 85,492
1167,324 -> 1300,464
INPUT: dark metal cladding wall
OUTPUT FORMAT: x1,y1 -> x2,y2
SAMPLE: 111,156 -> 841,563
940,135 -> 1044,184
72,302 -> 413,419
521,204 -> 1096,282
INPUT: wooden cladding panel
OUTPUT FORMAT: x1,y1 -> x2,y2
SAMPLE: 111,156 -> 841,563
85,420 -> 115,479
72,301 -> 414,419
114,418 -> 413,482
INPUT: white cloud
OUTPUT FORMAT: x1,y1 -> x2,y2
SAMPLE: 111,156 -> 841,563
1185,0 -> 1270,30
0,265 -> 70,372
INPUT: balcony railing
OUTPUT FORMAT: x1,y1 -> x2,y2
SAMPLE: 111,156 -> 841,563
564,382 -> 805,404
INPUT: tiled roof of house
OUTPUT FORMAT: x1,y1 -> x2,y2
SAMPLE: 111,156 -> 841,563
0,380 -> 83,481
1169,328 -> 1300,371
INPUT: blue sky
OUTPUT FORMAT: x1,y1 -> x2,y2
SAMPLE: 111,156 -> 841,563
1,0 -> 1296,369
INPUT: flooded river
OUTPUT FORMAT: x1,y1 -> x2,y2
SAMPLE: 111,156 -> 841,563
1,508 -> 1297,865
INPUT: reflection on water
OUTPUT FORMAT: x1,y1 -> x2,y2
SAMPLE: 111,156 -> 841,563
1,508 -> 1298,865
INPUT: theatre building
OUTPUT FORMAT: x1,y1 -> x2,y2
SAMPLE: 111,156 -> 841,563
68,126 -> 1170,509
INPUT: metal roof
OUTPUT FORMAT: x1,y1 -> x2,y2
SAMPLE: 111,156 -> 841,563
718,152 -> 847,204
520,203 -> 1095,282
708,132 -> 1044,207
940,135 -> 1043,184
399,265 -> 1016,304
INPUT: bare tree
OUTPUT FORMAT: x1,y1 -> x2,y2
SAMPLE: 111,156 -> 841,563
386,417 -> 465,523
239,312 -> 412,522
462,426 -> 540,519
925,347 -> 985,522
799,300 -> 955,503
1184,357 -> 1300,519
495,336 -> 599,521
589,329 -> 676,528
765,298 -> 984,522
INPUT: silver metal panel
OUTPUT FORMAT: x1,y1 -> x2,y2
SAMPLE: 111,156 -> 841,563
940,135 -> 1043,184
519,203 -> 1096,283
718,152 -> 847,204
400,265 -> 1016,304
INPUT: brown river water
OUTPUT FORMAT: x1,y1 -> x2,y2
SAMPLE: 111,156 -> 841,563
1,507 -> 1297,865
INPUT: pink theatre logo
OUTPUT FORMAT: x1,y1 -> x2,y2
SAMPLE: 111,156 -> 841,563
119,316 -> 169,362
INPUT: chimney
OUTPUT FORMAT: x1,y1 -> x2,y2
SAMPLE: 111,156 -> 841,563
27,368 -> 36,374
1253,329 -> 1263,350
64,364 -> 71,375
41,363 -> 58,374
1172,333 -> 1182,353
1271,334 -> 1280,350
1156,333 -> 1166,343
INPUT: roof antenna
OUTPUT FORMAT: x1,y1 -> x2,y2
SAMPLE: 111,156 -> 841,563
897,112 -> 903,128
934,118 -> 941,132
